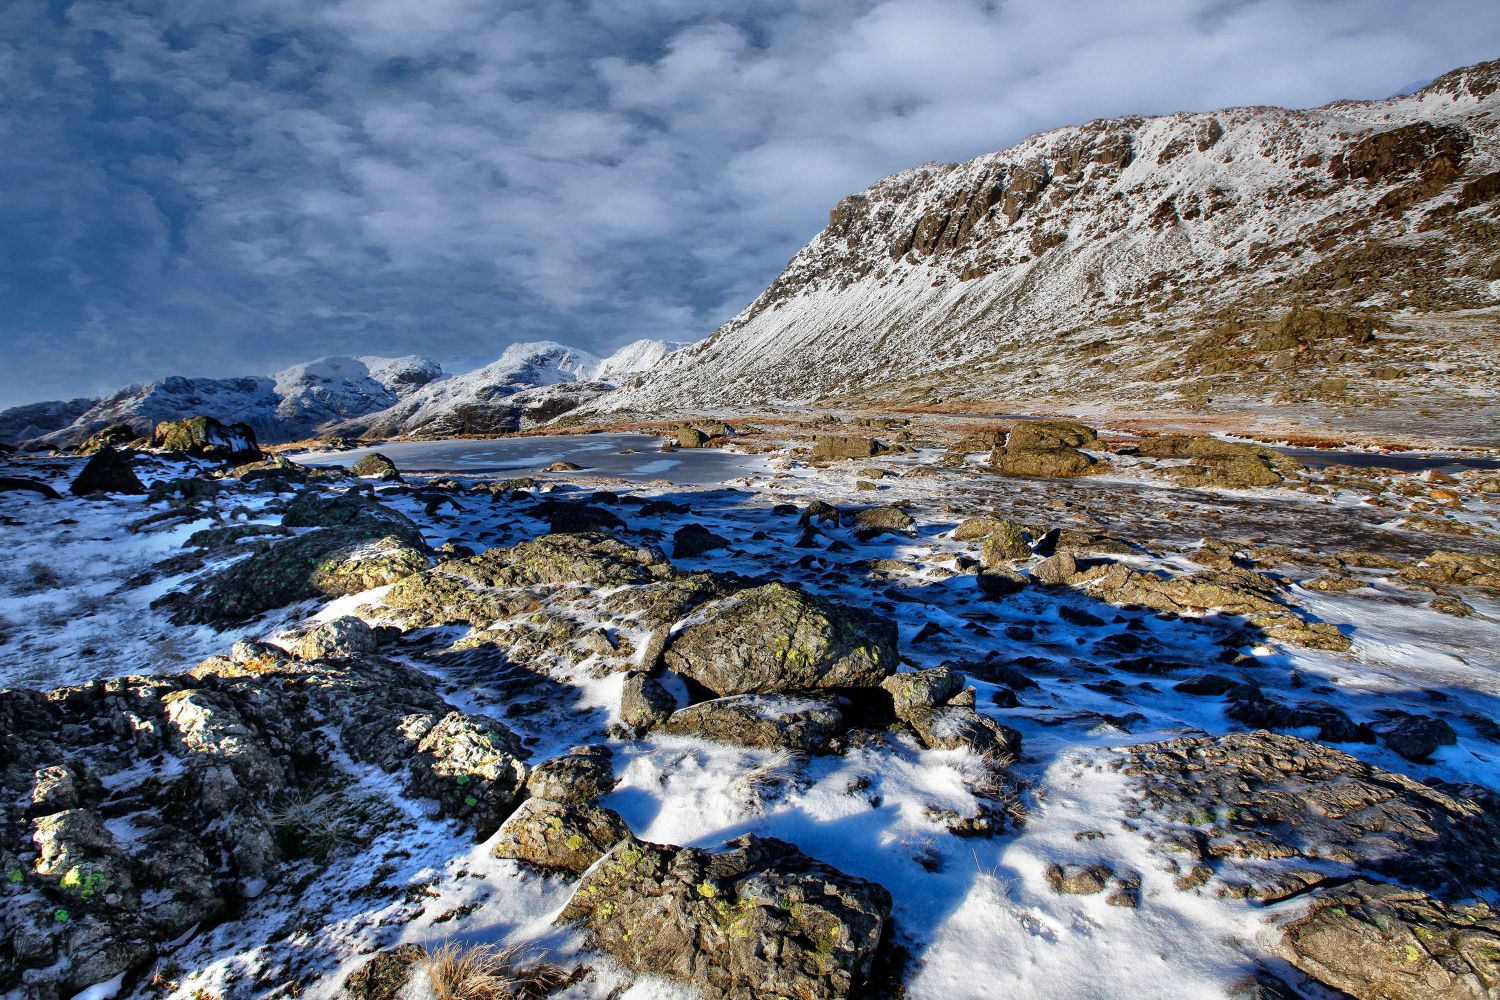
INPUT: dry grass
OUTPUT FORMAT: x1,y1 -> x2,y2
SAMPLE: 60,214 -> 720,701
424,943 -> 567,1000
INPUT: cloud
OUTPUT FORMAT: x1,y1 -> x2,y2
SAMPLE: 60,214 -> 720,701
1,0 -> 1497,406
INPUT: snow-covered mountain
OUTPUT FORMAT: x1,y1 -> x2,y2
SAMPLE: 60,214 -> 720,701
10,355 -> 442,448
335,339 -> 682,438
2,338 -> 686,447
598,58 -> 1500,419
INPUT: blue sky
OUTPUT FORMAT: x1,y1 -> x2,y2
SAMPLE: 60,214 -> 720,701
2,0 -> 1496,407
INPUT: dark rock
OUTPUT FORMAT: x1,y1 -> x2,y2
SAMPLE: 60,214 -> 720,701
976,568 -> 1028,598
674,523 -> 730,559
0,476 -> 62,499
69,447 -> 146,496
342,944 -> 428,1000
1226,684 -> 1374,744
559,833 -> 891,1000
1378,712 -> 1458,763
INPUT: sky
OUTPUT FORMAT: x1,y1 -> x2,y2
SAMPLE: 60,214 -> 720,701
1,0 -> 1497,408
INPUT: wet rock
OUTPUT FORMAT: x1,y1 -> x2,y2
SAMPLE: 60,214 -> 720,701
620,671 -> 677,732
527,745 -> 616,804
492,797 -> 631,874
1044,863 -> 1112,895
150,416 -> 260,461
675,523 -> 730,558
349,452 -> 401,481
1378,712 -> 1458,763
69,447 -> 145,496
812,435 -> 885,460
661,694 -> 844,753
852,505 -> 914,535
1278,880 -> 1500,1000
664,582 -> 898,696
1120,731 -> 1500,896
559,833 -> 891,1000
290,616 -> 378,660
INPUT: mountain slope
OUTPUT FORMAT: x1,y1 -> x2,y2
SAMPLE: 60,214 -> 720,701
599,58 -> 1500,425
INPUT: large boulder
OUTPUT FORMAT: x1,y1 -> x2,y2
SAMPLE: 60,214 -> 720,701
349,453 -> 401,481
559,833 -> 891,1000
663,583 -> 898,696
526,745 -> 616,804
811,435 -> 885,461
491,797 -> 631,874
150,416 -> 260,461
661,694 -> 845,753
1004,420 -> 1097,451
69,447 -> 145,496
1278,880 -> 1500,1000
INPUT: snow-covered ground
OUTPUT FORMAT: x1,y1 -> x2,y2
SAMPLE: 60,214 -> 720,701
2,432 -> 1498,1000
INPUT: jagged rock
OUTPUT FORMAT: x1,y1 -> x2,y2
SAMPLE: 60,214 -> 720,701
405,712 -> 529,839
880,667 -> 964,717
492,797 -> 631,874
74,423 -> 141,455
661,694 -> 845,753
69,447 -> 145,496
1119,731 -> 1500,896
811,435 -> 884,460
150,416 -> 260,461
160,527 -> 430,625
1378,712 -> 1458,763
663,582 -> 898,696
620,671 -> 677,732
0,476 -> 62,499
290,615 -> 379,660
559,833 -> 891,1000
851,505 -> 913,535
1031,552 -> 1079,585
675,523 -> 730,558
527,745 -> 616,804
349,452 -> 401,480
1278,880 -> 1500,1000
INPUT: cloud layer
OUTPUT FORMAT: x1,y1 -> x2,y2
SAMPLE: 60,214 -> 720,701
2,0 -> 1496,406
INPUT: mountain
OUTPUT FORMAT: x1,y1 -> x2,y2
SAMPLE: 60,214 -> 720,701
598,58 -> 1500,430
335,339 -> 682,438
10,355 -> 443,448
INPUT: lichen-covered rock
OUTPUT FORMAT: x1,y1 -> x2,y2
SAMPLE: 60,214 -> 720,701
620,671 -> 677,732
349,452 -> 401,480
1044,863 -> 1112,895
1278,880 -> 1500,1000
880,667 -> 964,717
160,527 -> 430,625
1120,731 -> 1500,897
990,446 -> 1100,478
527,745 -> 616,804
150,416 -> 260,461
1400,550 -> 1500,595
978,519 -> 1032,566
74,423 -> 141,455
851,505 -> 914,535
661,694 -> 845,753
559,833 -> 891,1000
69,447 -> 145,496
1160,454 -> 1287,489
1031,552 -> 1079,585
663,582 -> 898,696
290,615 -> 379,660
492,797 -> 631,874
1004,421 -> 1097,451
678,426 -> 710,448
406,712 -> 529,839
342,944 -> 429,1000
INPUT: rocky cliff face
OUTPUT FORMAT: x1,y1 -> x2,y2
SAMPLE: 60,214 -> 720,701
600,58 -> 1500,422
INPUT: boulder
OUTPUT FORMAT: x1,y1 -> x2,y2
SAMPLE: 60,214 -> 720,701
349,453 -> 401,481
663,583 -> 898,696
69,447 -> 145,496
559,833 -> 891,1000
1004,420 -> 1097,451
851,505 -> 914,535
799,500 -> 841,526
74,423 -> 141,455
526,745 -> 616,804
990,446 -> 1100,478
677,426 -> 710,448
904,705 -> 1021,758
290,616 -> 379,660
491,797 -> 631,874
880,667 -> 964,717
406,711 -> 529,839
0,476 -> 62,499
811,435 -> 884,461
620,672 -> 677,732
1278,880 -> 1500,1000
674,523 -> 730,559
150,416 -> 260,461
1378,712 -> 1458,763
1031,552 -> 1079,585
661,694 -> 845,753
978,520 -> 1032,566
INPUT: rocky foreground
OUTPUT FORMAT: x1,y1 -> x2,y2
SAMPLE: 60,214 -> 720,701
1,416 -> 1499,1000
